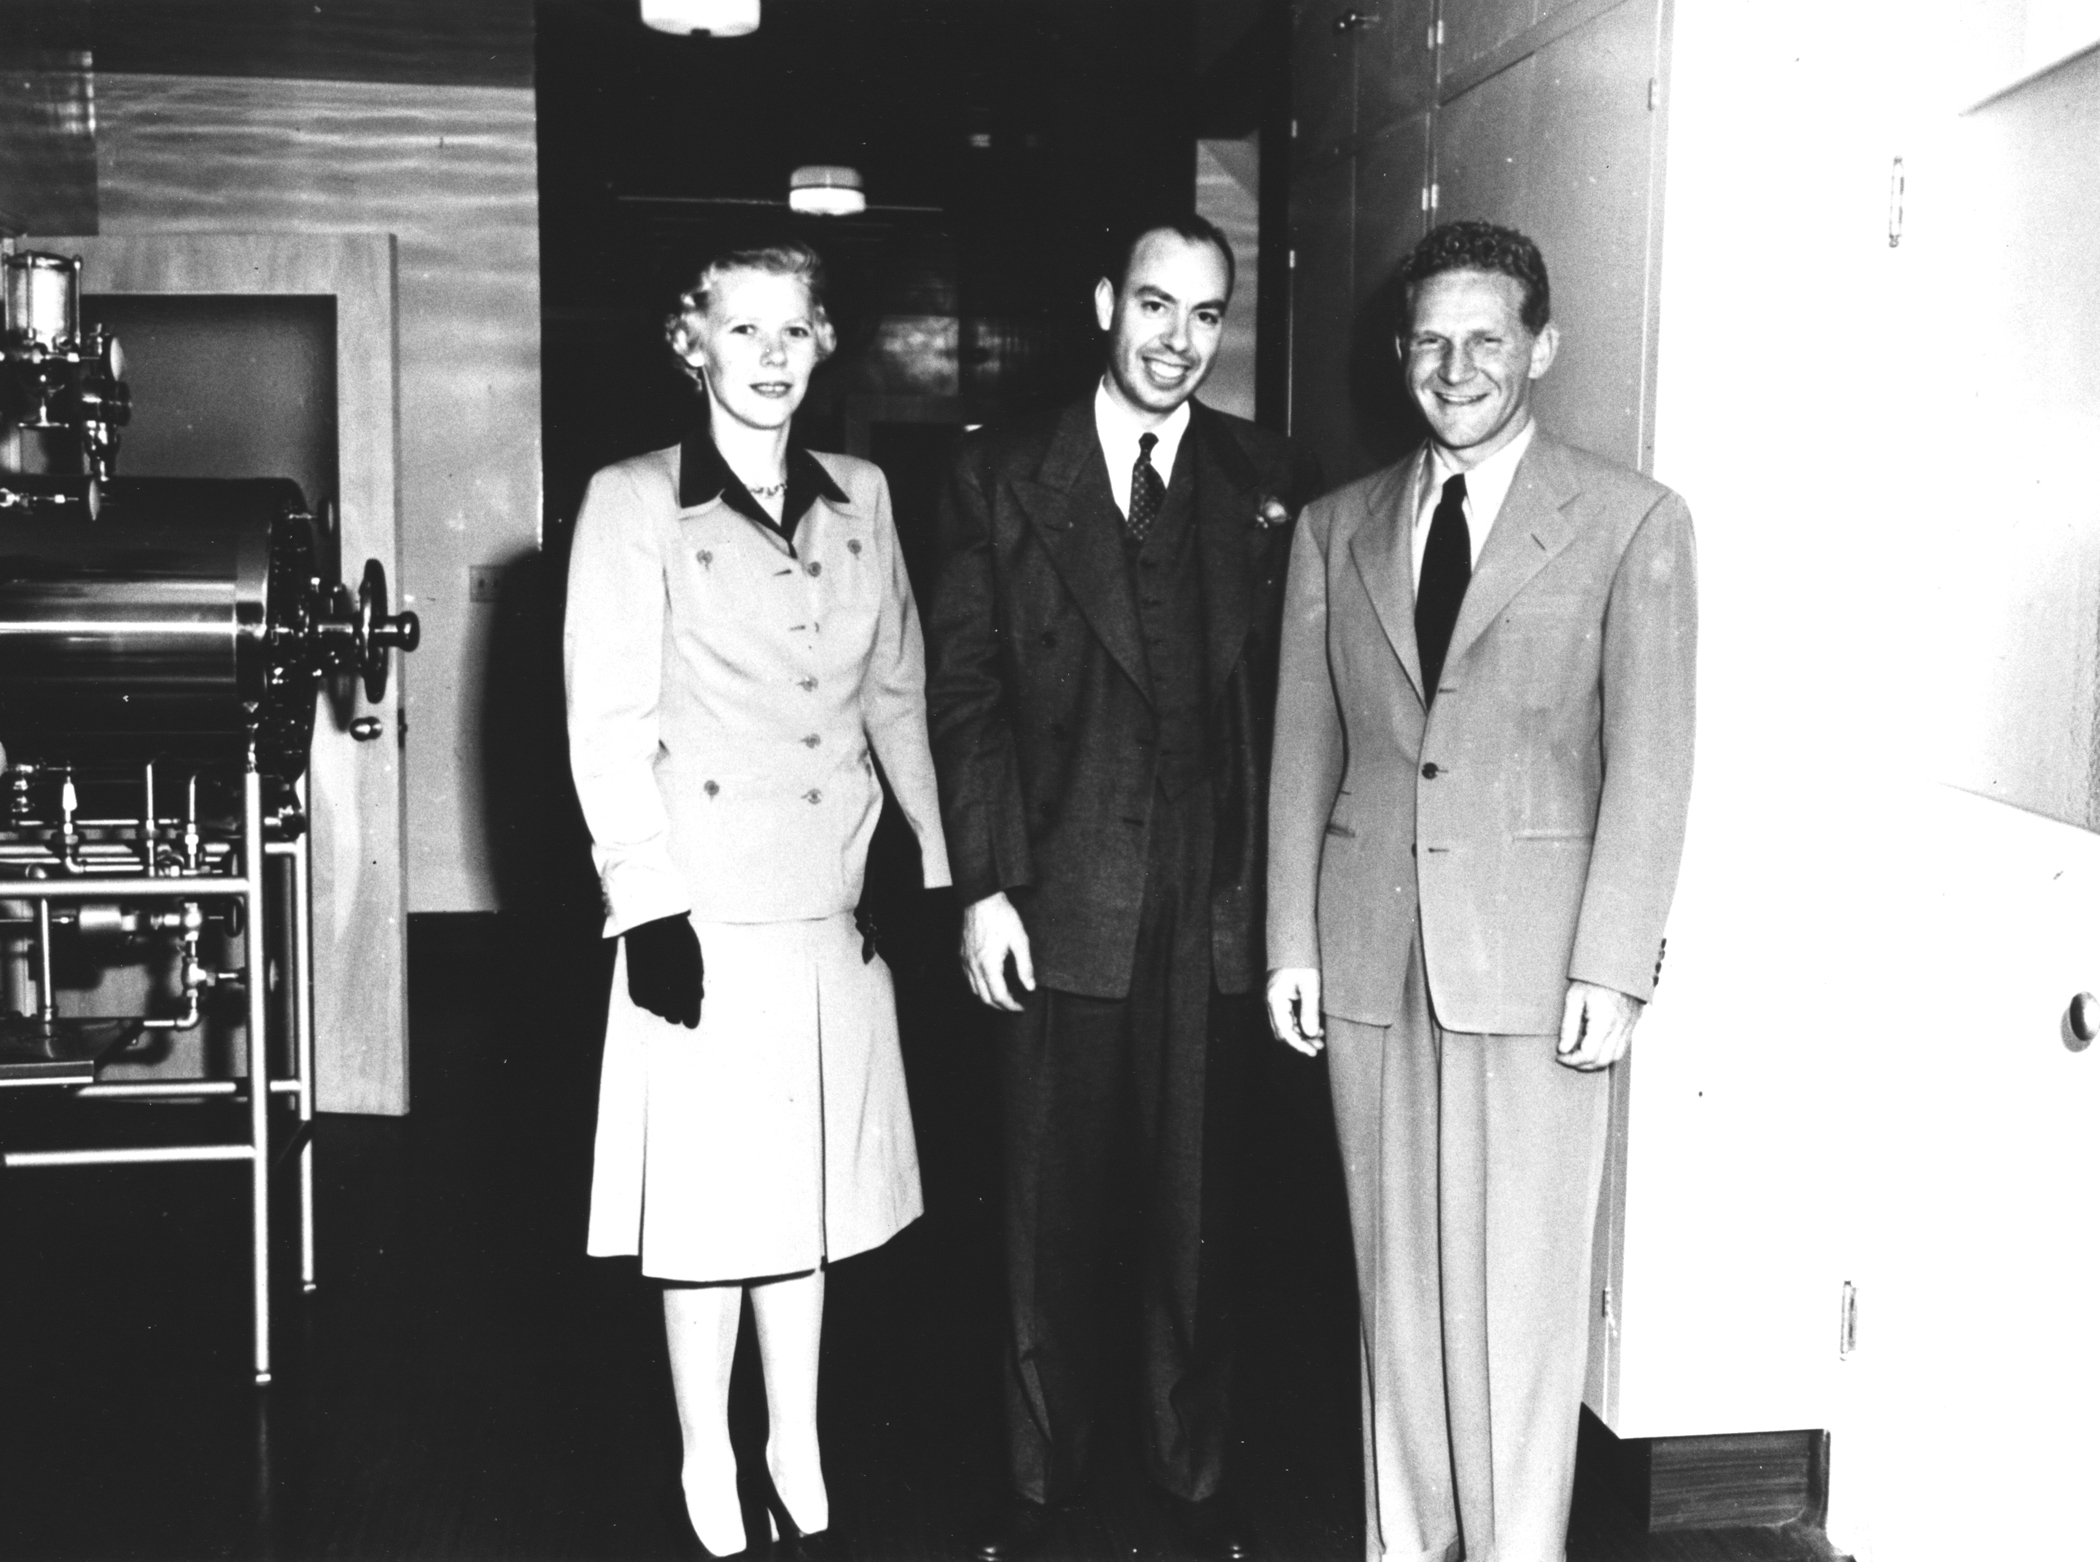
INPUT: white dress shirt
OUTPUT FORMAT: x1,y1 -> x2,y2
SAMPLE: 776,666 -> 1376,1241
1094,378 -> 1191,518
1410,418 -> 1537,588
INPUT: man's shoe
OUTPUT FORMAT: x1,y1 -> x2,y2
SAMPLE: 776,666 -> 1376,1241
965,1493 -> 1052,1562
1161,1490 -> 1254,1562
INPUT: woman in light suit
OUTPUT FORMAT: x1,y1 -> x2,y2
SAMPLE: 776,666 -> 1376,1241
564,242 -> 950,1557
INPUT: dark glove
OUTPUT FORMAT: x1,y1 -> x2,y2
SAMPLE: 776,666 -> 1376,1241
625,913 -> 703,1028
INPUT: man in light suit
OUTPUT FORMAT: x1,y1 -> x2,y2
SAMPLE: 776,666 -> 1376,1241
1265,221 -> 1696,1562
927,216 -> 1317,1562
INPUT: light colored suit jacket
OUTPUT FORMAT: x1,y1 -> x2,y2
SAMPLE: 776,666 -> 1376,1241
1266,430 -> 1696,1035
565,442 -> 950,938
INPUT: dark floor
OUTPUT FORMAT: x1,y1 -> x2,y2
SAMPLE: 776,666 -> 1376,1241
2,914 -> 1829,1562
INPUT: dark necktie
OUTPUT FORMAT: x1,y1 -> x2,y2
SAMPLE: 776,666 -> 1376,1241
1415,472 -> 1471,703
1126,432 -> 1165,542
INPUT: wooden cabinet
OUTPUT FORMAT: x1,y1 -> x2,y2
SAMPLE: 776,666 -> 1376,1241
1288,156 -> 1360,485
1441,0 -> 1538,80
1433,0 -> 1663,470
1292,0 -> 1360,160
1352,113 -> 1429,305
1353,0 -> 1440,137
1287,0 -> 1435,483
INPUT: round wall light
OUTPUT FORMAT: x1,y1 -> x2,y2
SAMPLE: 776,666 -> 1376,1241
788,165 -> 867,217
641,0 -> 759,37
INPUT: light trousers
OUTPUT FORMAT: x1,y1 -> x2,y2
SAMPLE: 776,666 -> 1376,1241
1325,929 -> 1610,1562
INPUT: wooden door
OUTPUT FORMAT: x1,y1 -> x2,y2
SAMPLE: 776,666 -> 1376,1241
1824,793 -> 2100,1560
1432,0 -> 1667,468
58,233 -> 410,1116
1288,155 -> 1361,485
1815,39 -> 2100,1558
1349,113 -> 1432,473
1352,0 -> 1439,140
1292,0 -> 1363,161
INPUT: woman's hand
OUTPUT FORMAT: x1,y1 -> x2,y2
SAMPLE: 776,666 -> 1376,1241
626,913 -> 704,1028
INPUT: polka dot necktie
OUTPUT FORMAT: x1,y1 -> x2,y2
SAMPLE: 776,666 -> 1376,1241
1127,432 -> 1165,543
1415,472 -> 1471,703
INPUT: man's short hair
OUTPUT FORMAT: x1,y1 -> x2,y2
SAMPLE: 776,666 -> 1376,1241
1396,220 -> 1551,337
1104,215 -> 1236,303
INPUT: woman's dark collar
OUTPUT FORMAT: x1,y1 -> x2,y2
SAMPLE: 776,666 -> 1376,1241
678,421 -> 848,526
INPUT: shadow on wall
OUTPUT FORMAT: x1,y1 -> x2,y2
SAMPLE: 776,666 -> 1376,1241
477,543 -> 604,931
1348,262 -> 1431,478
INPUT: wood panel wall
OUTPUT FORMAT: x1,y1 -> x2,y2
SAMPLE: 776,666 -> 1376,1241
93,74 -> 543,914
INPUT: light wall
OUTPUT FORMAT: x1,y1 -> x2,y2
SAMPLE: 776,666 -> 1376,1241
94,73 -> 542,913
1195,134 -> 1261,422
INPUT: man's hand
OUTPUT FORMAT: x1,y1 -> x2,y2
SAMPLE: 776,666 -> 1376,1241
1556,980 -> 1642,1071
960,891 -> 1035,1012
1266,967 -> 1326,1056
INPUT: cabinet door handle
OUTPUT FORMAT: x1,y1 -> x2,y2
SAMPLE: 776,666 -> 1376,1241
1333,7 -> 1382,32
2068,992 -> 2097,1051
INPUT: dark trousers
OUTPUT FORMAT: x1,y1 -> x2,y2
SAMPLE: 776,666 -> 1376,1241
997,779 -> 1256,1504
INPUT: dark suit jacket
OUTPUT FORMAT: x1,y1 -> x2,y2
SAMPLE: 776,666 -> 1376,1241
926,396 -> 1318,1000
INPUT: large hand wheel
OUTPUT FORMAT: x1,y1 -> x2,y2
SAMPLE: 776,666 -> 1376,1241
356,559 -> 421,703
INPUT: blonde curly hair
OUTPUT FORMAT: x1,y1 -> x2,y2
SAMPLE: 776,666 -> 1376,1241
665,242 -> 838,385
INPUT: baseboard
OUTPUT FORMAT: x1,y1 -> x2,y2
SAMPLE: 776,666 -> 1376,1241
1581,1408 -> 1831,1531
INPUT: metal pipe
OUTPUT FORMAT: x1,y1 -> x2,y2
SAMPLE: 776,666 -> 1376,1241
291,792 -> 317,1292
0,843 -> 233,862
77,1080 -> 241,1099
143,761 -> 157,877
243,757 -> 272,1384
35,897 -> 53,1024
0,877 -> 254,899
4,1143 -> 255,1167
138,987 -> 201,1031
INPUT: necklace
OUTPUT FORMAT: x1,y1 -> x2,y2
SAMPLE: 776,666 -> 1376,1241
744,478 -> 787,499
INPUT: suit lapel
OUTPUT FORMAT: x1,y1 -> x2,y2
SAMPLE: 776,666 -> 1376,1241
1347,452 -> 1429,704
1442,433 -> 1583,671
1011,397 -> 1153,704
1190,403 -> 1260,709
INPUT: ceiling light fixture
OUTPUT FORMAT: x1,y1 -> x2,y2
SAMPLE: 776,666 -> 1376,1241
641,0 -> 759,37
788,165 -> 866,217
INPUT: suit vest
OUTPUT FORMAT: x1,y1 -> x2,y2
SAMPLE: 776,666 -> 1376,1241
1120,448 -> 1209,801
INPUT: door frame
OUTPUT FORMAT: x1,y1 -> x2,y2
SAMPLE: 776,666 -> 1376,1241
50,231 -> 409,1115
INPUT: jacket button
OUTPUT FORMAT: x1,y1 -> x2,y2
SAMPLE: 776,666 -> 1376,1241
802,734 -> 822,748
1421,762 -> 1439,779
806,561 -> 823,577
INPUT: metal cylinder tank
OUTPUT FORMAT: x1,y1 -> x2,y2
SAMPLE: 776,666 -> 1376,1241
0,477 -> 324,776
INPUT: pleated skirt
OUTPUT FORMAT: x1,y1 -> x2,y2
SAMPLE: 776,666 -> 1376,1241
585,912 -> 923,1283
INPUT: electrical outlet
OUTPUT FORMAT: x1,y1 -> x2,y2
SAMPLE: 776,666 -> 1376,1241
468,565 -> 503,603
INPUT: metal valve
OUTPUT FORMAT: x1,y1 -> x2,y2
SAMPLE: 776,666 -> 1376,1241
314,558 -> 421,704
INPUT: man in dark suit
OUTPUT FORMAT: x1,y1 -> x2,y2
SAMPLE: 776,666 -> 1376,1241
926,217 -> 1316,1562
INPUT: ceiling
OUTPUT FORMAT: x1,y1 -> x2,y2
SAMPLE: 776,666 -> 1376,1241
5,0 -> 1275,124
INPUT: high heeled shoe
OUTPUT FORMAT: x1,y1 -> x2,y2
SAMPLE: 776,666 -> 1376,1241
760,1472 -> 839,1559
664,1480 -> 758,1559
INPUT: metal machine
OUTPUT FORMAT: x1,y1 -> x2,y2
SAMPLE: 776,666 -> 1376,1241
0,246 -> 418,1382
